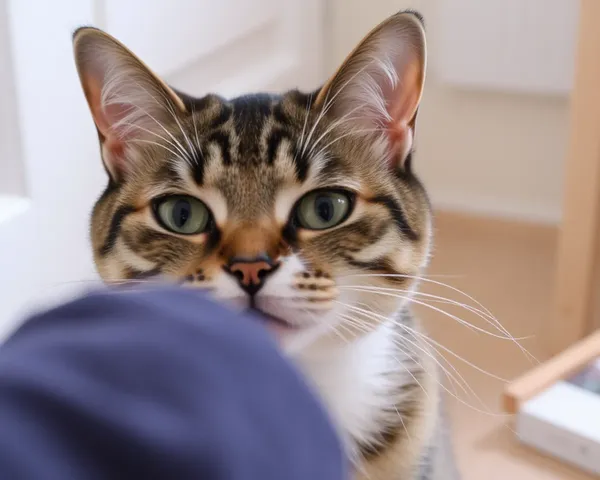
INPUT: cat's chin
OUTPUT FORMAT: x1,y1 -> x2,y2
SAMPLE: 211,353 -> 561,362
252,310 -> 300,340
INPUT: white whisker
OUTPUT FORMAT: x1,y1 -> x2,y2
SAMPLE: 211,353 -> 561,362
343,285 -> 533,345
140,82 -> 197,160
116,118 -> 189,162
344,286 -> 516,343
339,313 -> 431,401
301,62 -> 373,157
345,273 -> 494,318
108,79 -> 193,164
306,105 -> 365,159
340,274 -> 538,364
191,104 -> 203,157
340,304 -> 473,400
312,128 -> 383,161
128,138 -> 181,159
296,93 -> 314,163
338,303 -> 510,417
340,300 -> 509,383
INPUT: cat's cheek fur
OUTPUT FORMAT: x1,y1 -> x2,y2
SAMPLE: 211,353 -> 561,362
116,238 -> 157,272
210,271 -> 248,309
98,254 -> 126,282
351,229 -> 407,264
257,254 -> 307,301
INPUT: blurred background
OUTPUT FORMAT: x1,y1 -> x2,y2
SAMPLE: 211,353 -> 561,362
0,0 -> 597,478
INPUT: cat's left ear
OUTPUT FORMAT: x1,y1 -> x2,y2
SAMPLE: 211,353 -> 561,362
315,11 -> 426,168
72,27 -> 187,182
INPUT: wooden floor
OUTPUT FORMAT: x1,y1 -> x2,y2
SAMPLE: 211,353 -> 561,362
419,212 -> 594,480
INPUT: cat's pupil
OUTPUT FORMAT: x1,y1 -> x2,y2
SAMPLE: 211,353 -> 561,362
172,200 -> 191,227
315,196 -> 334,222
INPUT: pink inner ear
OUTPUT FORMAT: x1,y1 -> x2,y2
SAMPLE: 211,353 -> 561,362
103,103 -> 139,139
384,60 -> 422,161
388,62 -> 421,124
84,76 -> 130,177
87,79 -> 134,139
85,73 -> 140,176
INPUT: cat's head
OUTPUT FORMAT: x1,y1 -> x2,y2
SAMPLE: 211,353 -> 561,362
73,11 -> 431,353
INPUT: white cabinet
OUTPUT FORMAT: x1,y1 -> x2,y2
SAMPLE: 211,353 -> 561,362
435,0 -> 579,95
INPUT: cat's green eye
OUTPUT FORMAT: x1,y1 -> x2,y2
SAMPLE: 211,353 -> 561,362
154,196 -> 210,235
295,190 -> 353,230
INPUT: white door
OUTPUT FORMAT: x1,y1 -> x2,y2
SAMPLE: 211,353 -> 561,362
0,0 -> 324,339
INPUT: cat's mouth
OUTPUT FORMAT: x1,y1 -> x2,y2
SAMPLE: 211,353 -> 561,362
248,307 -> 298,337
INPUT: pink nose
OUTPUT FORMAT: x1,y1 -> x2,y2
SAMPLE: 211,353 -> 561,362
224,254 -> 279,295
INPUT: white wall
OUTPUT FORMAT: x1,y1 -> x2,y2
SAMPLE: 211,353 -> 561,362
327,0 -> 569,224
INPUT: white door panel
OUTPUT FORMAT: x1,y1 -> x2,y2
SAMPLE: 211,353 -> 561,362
104,0 -> 278,76
105,0 -> 323,95
167,21 -> 300,97
0,0 -> 324,339
0,0 -> 102,339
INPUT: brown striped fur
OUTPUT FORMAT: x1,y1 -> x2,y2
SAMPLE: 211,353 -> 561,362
73,10 -> 458,479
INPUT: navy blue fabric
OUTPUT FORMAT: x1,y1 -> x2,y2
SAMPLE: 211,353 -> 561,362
0,287 -> 346,480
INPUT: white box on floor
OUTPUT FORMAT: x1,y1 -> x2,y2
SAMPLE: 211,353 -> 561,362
516,365 -> 600,476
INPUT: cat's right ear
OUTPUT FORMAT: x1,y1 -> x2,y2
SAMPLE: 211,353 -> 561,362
314,11 -> 426,170
73,27 -> 187,181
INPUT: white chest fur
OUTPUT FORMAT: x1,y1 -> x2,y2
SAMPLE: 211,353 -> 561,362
297,322 -> 414,461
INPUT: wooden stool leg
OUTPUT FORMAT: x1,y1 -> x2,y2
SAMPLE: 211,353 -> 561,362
550,0 -> 600,355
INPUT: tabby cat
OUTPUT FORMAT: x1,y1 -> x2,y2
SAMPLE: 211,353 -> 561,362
73,10 -> 459,479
